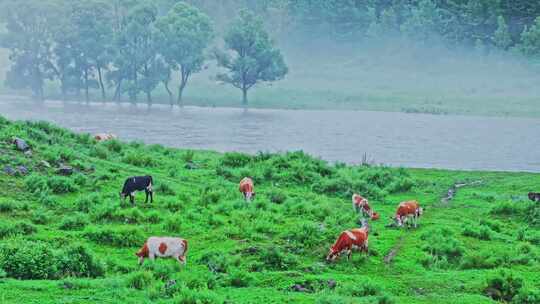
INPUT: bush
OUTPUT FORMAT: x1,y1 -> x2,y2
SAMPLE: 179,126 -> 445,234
484,271 -> 523,302
221,152 -> 252,167
163,215 -> 182,233
0,241 -> 58,279
75,193 -> 100,213
181,150 -> 195,164
175,286 -> 220,304
59,214 -> 88,231
57,245 -> 104,278
200,187 -> 222,205
25,174 -> 49,193
48,176 -> 78,194
315,295 -> 347,304
258,247 -> 298,270
127,271 -> 153,290
421,228 -> 463,268
0,221 -> 37,238
462,224 -> 493,240
200,251 -> 232,274
103,139 -> 122,153
490,202 -> 523,216
146,211 -> 162,224
268,189 -> 287,204
156,182 -> 176,196
513,289 -> 540,304
340,280 -> 381,297
122,151 -> 155,167
90,146 -> 108,159
0,200 -> 19,213
84,227 -> 143,247
226,268 -> 253,287
460,252 -> 499,270
31,209 -> 52,225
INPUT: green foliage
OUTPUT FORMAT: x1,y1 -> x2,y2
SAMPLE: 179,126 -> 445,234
421,228 -> 464,268
518,16 -> 540,58
494,16 -> 512,50
339,280 -> 381,297
57,245 -> 104,278
83,227 -> 143,247
484,271 -> 523,302
127,271 -> 153,290
59,214 -> 89,231
462,224 -> 494,240
215,9 -> 287,105
221,152 -> 252,168
0,221 -> 37,238
0,240 -> 58,279
268,189 -> 287,204
48,176 -> 79,194
122,151 -> 156,167
156,182 -> 175,196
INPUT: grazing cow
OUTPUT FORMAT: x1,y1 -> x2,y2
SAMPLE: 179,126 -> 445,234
529,192 -> 540,203
326,220 -> 370,262
239,177 -> 255,201
120,175 -> 153,205
393,200 -> 423,228
352,193 -> 379,220
94,133 -> 117,141
136,236 -> 188,266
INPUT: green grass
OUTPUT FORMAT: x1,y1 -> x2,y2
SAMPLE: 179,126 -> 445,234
0,116 -> 539,303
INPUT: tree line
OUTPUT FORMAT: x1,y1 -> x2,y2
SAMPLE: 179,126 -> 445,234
0,0 -> 287,106
2,0 -> 540,106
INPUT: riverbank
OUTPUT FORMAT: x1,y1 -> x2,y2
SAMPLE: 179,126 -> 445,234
0,117 -> 539,303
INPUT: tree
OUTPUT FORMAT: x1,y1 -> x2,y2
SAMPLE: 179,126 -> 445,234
215,9 -> 288,107
493,15 -> 512,50
518,16 -> 540,58
0,0 -> 59,101
156,2 -> 213,106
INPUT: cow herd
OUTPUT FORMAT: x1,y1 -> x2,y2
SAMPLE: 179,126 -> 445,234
118,173 -> 428,266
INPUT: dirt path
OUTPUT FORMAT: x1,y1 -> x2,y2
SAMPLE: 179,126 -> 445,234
384,235 -> 406,265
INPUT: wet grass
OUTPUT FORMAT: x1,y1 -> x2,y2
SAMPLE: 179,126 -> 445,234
0,116 -> 539,303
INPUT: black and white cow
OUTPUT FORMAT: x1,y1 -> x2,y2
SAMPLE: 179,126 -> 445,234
120,175 -> 153,205
529,192 -> 540,203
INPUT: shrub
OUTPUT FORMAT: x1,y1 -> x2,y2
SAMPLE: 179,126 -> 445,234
164,199 -> 183,212
90,146 -> 108,159
163,215 -> 182,233
462,225 -> 493,240
103,139 -> 122,153
513,289 -> 540,304
377,294 -> 396,304
31,209 -> 52,225
226,268 -> 253,287
156,182 -> 176,196
0,241 -> 58,279
460,252 -> 499,270
421,228 -> 463,267
25,174 -> 49,193
48,176 -> 78,194
315,295 -> 347,304
258,247 -> 298,270
181,150 -> 195,164
340,280 -> 381,297
0,201 -> 19,213
75,193 -> 100,213
0,221 -> 37,238
146,211 -> 162,224
127,271 -> 153,290
114,208 -> 145,224
59,214 -> 88,231
484,271 -> 523,302
490,202 -> 523,216
57,245 -> 104,278
221,152 -> 252,167
175,286 -> 220,304
200,187 -> 221,205
122,151 -> 155,167
286,222 -> 323,248
84,227 -> 143,247
200,251 -> 232,274
268,189 -> 287,204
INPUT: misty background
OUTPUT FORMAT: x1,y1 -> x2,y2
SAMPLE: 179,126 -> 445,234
0,0 -> 538,117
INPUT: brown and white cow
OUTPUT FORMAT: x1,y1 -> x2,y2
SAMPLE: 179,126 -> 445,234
239,177 -> 255,201
352,193 -> 379,220
135,236 -> 188,266
393,200 -> 423,228
94,133 -> 117,142
326,220 -> 370,262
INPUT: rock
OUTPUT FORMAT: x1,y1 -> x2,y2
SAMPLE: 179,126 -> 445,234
40,160 -> 52,168
3,166 -> 16,176
13,138 -> 30,152
165,279 -> 176,289
24,150 -> 32,157
326,279 -> 337,289
291,284 -> 310,293
184,162 -> 197,170
17,166 -> 29,175
57,165 -> 74,176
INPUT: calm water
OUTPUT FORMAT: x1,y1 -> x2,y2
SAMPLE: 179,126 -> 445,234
1,97 -> 539,172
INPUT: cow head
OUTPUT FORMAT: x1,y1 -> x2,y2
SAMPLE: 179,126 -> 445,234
326,246 -> 340,262
417,207 -> 424,216
178,255 -> 187,265
244,191 -> 255,201
392,215 -> 404,227
120,192 -> 127,203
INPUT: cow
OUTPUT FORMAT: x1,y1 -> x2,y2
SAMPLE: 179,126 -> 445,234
393,200 -> 423,228
352,193 -> 379,221
326,220 -> 370,262
529,192 -> 540,203
239,177 -> 255,201
120,175 -> 153,205
136,236 -> 188,266
94,133 -> 117,142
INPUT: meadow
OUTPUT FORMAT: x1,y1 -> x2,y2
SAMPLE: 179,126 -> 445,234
0,116 -> 539,303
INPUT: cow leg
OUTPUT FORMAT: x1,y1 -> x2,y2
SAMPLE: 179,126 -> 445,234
144,190 -> 149,204
130,194 -> 135,205
138,256 -> 144,265
347,248 -> 352,260
149,252 -> 155,262
149,190 -> 153,204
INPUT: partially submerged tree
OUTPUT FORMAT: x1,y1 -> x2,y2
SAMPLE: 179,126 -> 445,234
215,9 -> 287,107
156,2 -> 213,106
518,16 -> 540,59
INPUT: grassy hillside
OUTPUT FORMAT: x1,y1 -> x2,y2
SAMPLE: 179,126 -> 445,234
0,116 -> 539,304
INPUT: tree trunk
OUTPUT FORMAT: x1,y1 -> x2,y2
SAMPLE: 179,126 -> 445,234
84,68 -> 89,104
146,91 -> 152,106
113,79 -> 122,102
164,80 -> 173,106
177,69 -> 190,107
97,66 -> 106,101
242,87 -> 248,107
